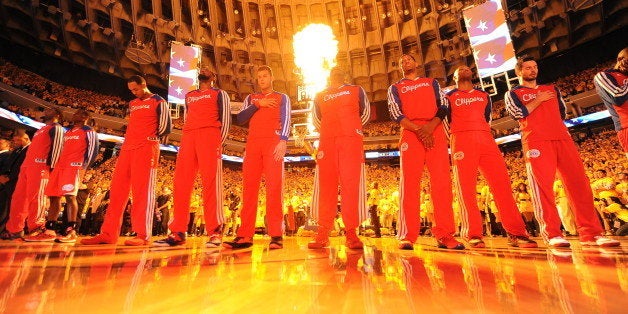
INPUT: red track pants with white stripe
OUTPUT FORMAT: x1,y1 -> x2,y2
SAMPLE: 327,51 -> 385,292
397,124 -> 455,242
170,128 -> 224,234
99,142 -> 160,241
6,165 -> 49,233
523,139 -> 604,241
238,137 -> 284,238
311,135 -> 368,232
451,131 -> 528,240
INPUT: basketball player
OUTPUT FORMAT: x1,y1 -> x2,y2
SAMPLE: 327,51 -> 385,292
505,56 -> 619,248
223,66 -> 291,250
154,67 -> 231,247
82,75 -> 171,246
308,67 -> 370,250
25,109 -> 99,243
2,108 -> 64,239
387,54 -> 464,250
447,65 -> 537,248
594,47 -> 628,156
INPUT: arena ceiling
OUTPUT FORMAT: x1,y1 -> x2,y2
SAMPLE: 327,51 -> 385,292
0,0 -> 625,103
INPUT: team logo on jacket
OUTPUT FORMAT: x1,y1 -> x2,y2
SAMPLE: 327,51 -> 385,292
317,151 -> 325,160
526,149 -> 541,158
453,151 -> 465,160
400,142 -> 409,152
62,184 -> 75,192
70,162 -> 83,167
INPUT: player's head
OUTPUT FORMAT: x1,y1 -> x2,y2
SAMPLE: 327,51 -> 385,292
329,66 -> 346,87
72,109 -> 90,125
515,56 -> 538,82
42,107 -> 62,123
127,75 -> 149,99
256,65 -> 273,91
453,65 -> 473,83
399,54 -> 417,76
0,139 -> 9,151
198,66 -> 216,84
12,129 -> 30,148
615,47 -> 628,74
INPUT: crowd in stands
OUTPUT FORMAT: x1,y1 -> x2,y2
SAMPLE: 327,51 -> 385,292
554,60 -> 615,96
0,61 -> 127,118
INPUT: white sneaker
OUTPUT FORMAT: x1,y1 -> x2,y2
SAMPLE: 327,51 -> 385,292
581,236 -> 620,247
548,236 -> 570,248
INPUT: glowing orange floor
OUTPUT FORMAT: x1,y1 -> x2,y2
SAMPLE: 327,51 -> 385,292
0,236 -> 626,313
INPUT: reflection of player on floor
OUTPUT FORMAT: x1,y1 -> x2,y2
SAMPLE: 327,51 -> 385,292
594,47 -> 628,157
308,67 -> 370,250
82,75 -> 171,246
387,54 -> 464,250
24,109 -> 99,243
223,66 -> 291,250
446,65 -> 536,249
505,56 -> 619,248
154,68 -> 231,248
2,108 -> 64,240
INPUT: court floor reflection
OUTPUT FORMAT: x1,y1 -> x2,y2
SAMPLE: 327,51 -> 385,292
0,236 -> 626,313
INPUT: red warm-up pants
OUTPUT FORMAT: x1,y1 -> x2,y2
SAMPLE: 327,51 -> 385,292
99,142 -> 160,241
523,139 -> 604,241
238,137 -> 284,238
450,130 -> 529,240
311,136 -> 368,232
170,128 -> 224,234
618,128 -> 628,152
397,124 -> 455,242
6,165 -> 49,233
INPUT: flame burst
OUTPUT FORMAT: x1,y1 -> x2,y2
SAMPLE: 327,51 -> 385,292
293,24 -> 339,99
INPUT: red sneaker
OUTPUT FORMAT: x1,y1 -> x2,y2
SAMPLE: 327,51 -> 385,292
437,236 -> 465,250
23,229 -> 56,242
81,234 -> 116,245
124,237 -> 149,246
345,230 -> 363,250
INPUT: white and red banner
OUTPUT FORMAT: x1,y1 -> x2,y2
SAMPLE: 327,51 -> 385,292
463,0 -> 517,78
167,42 -> 202,104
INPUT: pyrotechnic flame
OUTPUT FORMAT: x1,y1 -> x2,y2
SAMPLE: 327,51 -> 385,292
293,24 -> 339,99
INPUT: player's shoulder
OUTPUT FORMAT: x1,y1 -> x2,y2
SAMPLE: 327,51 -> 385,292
446,88 -> 459,96
80,125 -> 94,132
473,87 -> 489,95
150,94 -> 165,102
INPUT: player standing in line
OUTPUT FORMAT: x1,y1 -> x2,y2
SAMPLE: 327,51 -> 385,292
223,66 -> 291,250
24,109 -> 99,243
154,67 -> 231,248
307,67 -> 370,250
594,47 -> 628,157
446,65 -> 537,249
387,54 -> 464,250
82,75 -> 171,246
2,108 -> 64,240
505,56 -> 619,248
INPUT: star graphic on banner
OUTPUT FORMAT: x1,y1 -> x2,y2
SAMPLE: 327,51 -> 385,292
473,49 -> 481,61
177,58 -> 185,67
485,53 -> 497,64
169,78 -> 174,87
477,20 -> 488,32
176,86 -> 183,95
